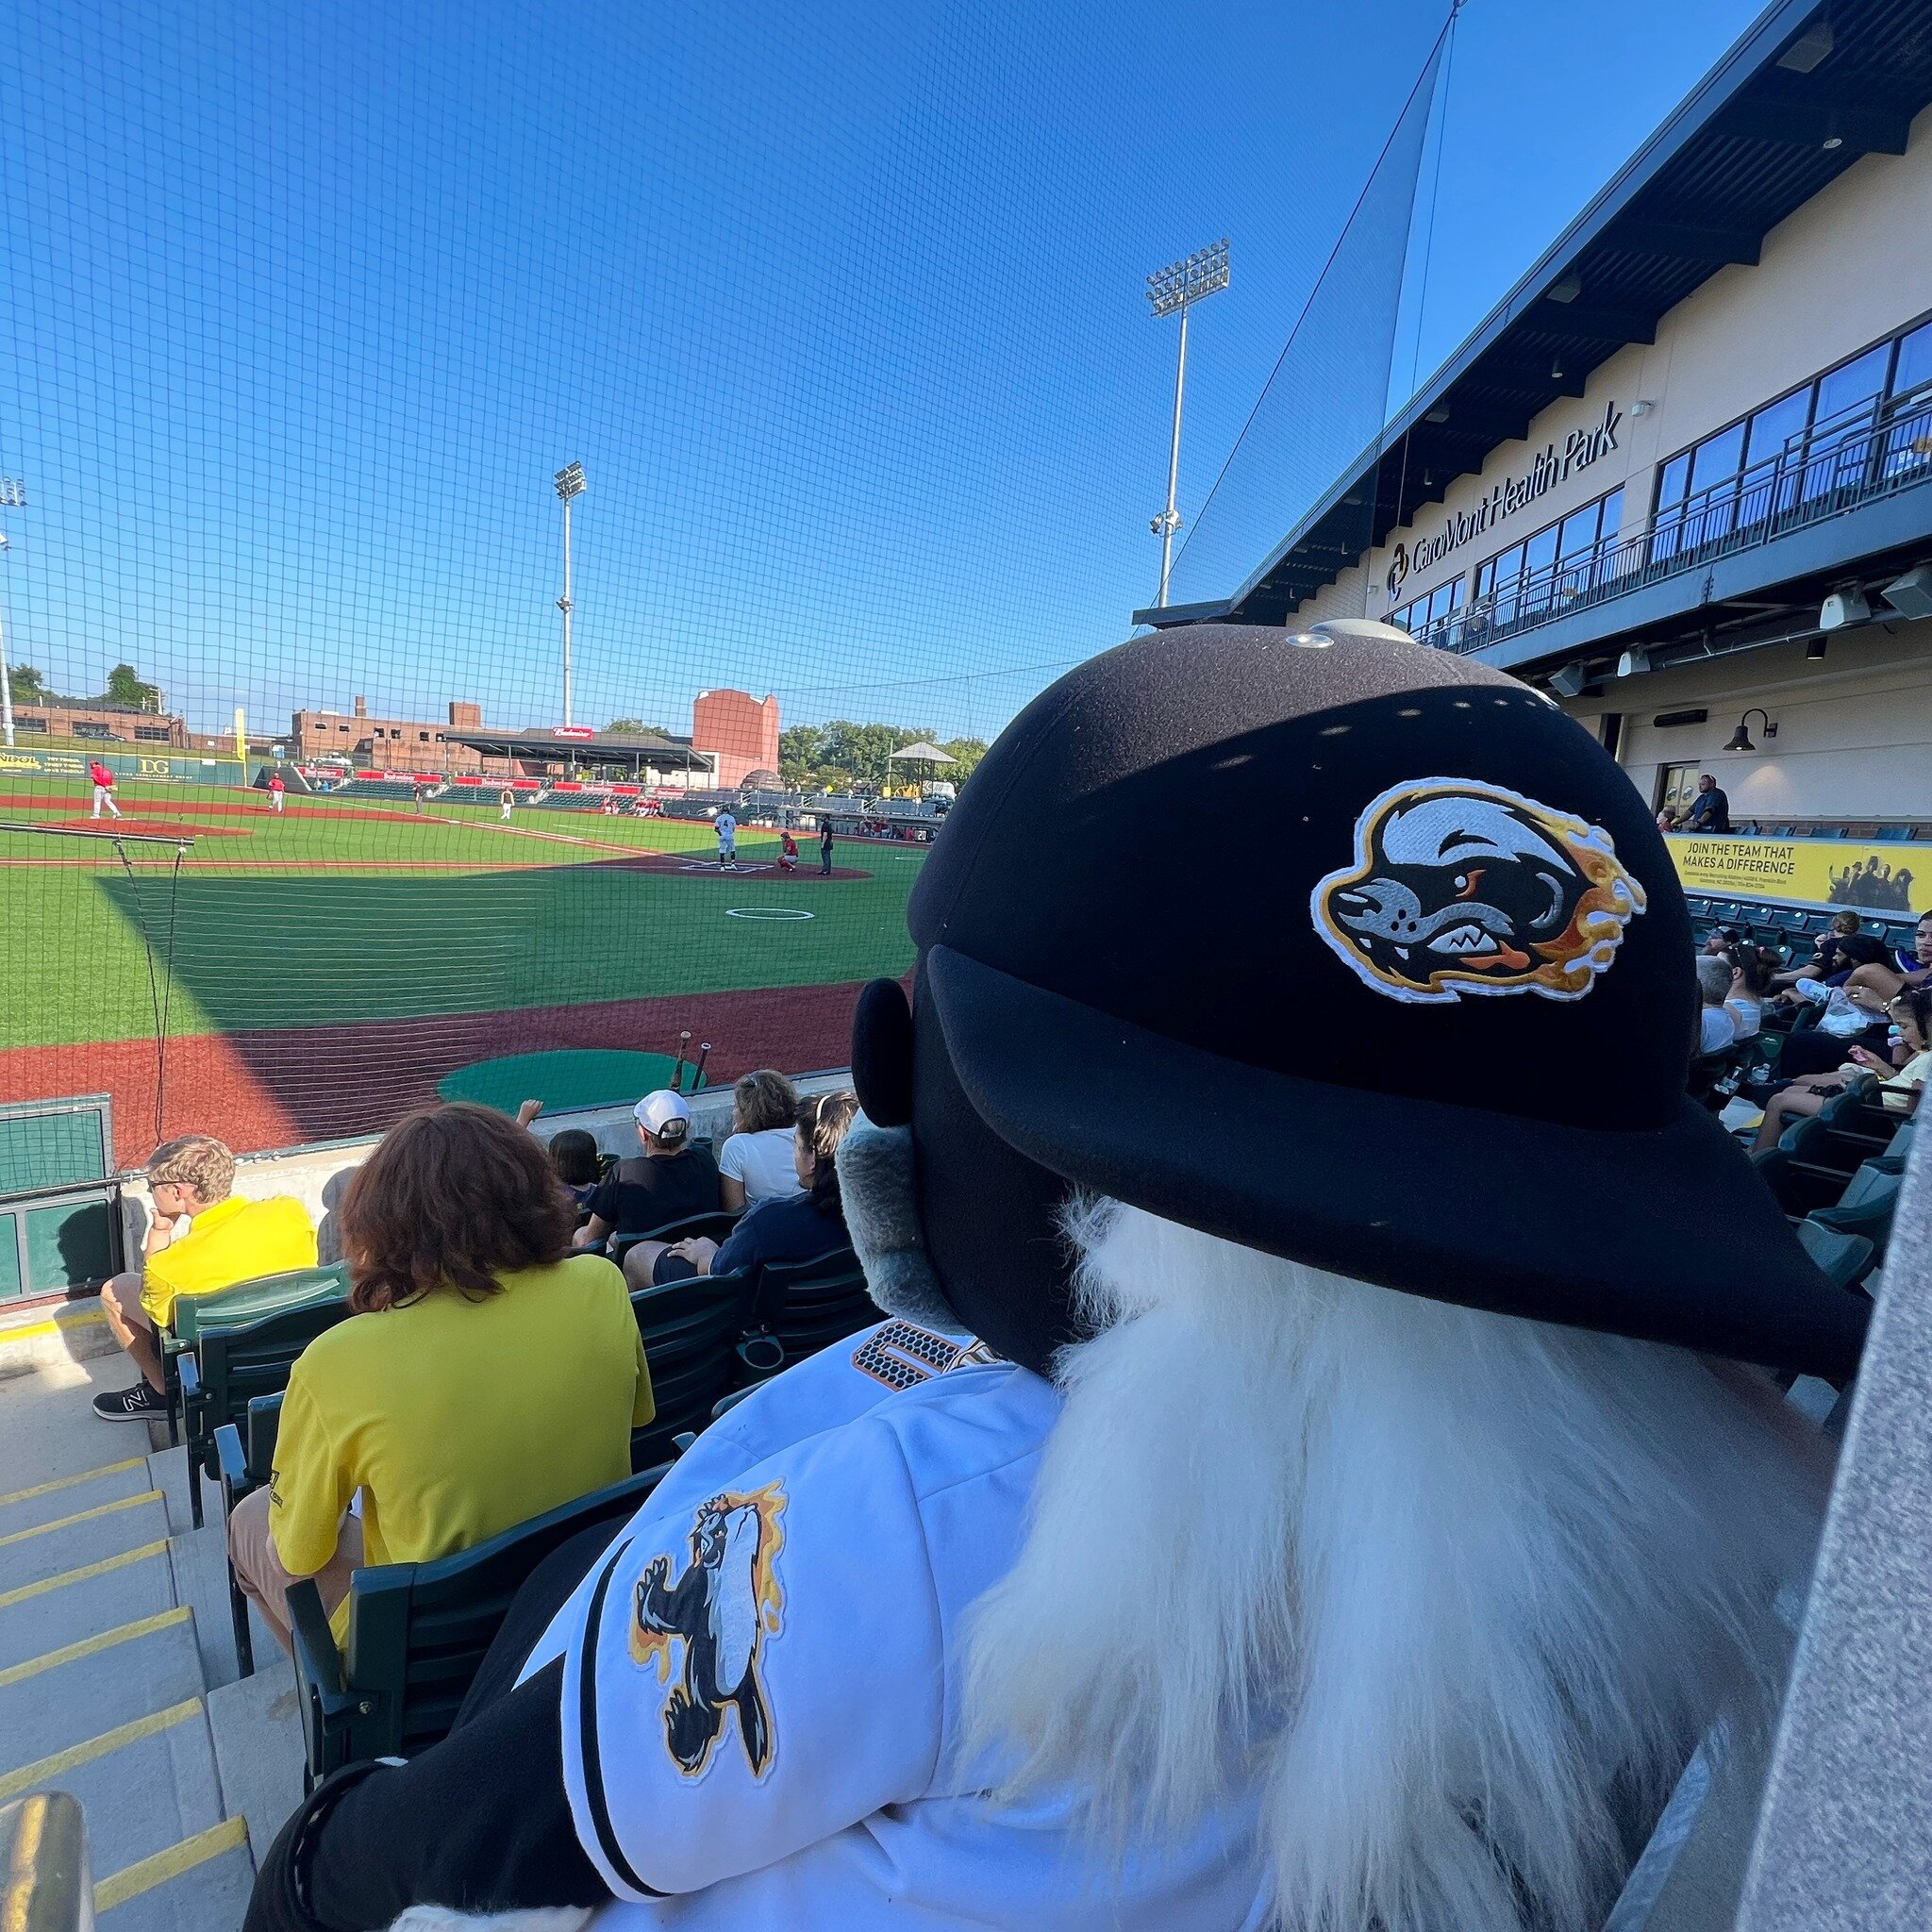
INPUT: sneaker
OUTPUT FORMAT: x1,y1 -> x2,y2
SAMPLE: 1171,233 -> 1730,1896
93,1382 -> 168,1422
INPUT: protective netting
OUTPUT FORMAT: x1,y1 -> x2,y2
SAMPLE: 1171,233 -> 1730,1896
0,0 -> 1447,1274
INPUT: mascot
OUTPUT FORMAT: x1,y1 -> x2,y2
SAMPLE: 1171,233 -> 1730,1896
247,622 -> 1862,1932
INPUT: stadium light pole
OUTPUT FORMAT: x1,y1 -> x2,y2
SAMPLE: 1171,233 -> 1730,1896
554,462 -> 586,728
1145,239 -> 1228,608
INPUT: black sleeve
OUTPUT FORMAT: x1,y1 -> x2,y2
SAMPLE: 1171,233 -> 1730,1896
587,1174 -> 620,1227
245,1661 -> 608,1932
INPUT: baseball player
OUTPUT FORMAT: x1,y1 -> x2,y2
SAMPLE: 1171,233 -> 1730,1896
88,757 -> 124,820
778,829 -> 799,872
246,622 -> 1853,1932
267,771 -> 286,814
714,808 -> 738,869
500,786 -> 515,823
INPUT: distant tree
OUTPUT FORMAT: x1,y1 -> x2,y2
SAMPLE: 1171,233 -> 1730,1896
606,717 -> 672,738
780,719 -> 984,793
7,663 -> 48,701
940,736 -> 988,785
101,662 -> 162,712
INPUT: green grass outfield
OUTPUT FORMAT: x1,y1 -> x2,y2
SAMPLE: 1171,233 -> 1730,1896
0,778 -> 924,1050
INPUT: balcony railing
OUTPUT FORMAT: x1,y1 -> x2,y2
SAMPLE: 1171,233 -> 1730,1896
1401,387 -> 1932,657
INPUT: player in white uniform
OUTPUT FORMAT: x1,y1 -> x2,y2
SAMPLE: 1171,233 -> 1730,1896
501,786 -> 515,822
246,625 -> 1854,1932
714,809 -> 737,869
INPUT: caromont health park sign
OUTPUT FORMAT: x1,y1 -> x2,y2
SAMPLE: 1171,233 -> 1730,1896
1385,400 -> 1624,600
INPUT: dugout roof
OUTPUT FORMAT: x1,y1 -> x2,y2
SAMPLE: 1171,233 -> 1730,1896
1137,0 -> 1932,629
442,727 -> 712,770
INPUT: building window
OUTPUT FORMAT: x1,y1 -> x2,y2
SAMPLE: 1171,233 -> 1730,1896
134,726 -> 171,742
418,730 -> 429,741
1469,483 -> 1624,634
1653,309 -> 1932,562
1389,575 -> 1464,648
1657,764 -> 1700,825
17,715 -> 46,732
72,722 -> 111,740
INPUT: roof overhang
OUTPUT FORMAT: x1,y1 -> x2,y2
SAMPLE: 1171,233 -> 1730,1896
441,729 -> 712,770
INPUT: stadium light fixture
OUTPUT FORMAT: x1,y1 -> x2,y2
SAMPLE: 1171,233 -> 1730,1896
553,464 -> 586,729
1145,239 -> 1229,608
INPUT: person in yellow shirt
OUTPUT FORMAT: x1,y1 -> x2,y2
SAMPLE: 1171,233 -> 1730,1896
225,1102 -> 655,1653
93,1134 -> 317,1423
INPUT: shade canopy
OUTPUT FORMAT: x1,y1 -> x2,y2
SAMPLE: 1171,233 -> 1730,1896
889,741 -> 955,765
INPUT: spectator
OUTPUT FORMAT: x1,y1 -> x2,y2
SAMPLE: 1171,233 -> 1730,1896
1752,986 -> 1932,1153
1769,909 -> 1863,990
1655,809 -> 1674,834
93,1135 -> 316,1423
1678,774 -> 1730,833
1724,947 -> 1773,1041
1695,955 -> 1737,1058
225,1102 -> 652,1655
1700,923 -> 1740,958
575,1090 -> 721,1278
1837,909 -> 1932,1012
717,1069 -> 803,1212
635,1090 -> 858,1287
546,1128 -> 604,1222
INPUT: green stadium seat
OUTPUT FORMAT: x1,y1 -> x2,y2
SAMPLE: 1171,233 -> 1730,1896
609,1208 -> 741,1269
290,1462 -> 668,1788
1794,1217 -> 1876,1291
626,1268 -> 769,1469
1809,1162 -> 1905,1260
174,1262 -> 353,1528
214,1394 -> 284,1676
746,1247 -> 879,1370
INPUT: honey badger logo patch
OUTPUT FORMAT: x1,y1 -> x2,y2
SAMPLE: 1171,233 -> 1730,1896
1312,778 -> 1645,1004
630,1482 -> 787,1780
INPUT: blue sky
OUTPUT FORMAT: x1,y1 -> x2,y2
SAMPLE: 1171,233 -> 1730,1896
0,0 -> 1771,745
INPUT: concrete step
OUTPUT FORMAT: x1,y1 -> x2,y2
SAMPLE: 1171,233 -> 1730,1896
0,1490 -> 169,1594
0,1696 -> 225,1878
0,1350 -> 143,1481
208,1657 -> 306,1862
0,1605 -> 203,1776
94,1814 -> 255,1930
0,1454 -> 152,1538
0,1525 -> 175,1672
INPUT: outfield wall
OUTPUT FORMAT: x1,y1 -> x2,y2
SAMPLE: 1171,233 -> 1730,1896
0,745 -> 250,787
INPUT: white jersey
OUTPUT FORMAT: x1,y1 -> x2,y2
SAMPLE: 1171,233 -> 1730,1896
717,1127 -> 801,1204
714,814 -> 737,845
522,1322 -> 1266,1931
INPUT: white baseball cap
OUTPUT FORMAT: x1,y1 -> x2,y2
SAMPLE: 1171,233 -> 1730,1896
634,1090 -> 691,1139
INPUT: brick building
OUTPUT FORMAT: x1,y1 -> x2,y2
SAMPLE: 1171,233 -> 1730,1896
4,698 -> 187,748
691,689 -> 779,789
289,697 -> 506,774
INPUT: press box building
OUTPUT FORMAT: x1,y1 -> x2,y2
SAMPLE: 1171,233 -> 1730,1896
1141,0 -> 1932,861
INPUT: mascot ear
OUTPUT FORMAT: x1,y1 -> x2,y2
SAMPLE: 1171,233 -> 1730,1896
853,976 -> 915,1127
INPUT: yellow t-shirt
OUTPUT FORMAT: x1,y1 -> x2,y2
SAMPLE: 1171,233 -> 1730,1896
142,1193 -> 319,1327
268,1253 -> 654,1641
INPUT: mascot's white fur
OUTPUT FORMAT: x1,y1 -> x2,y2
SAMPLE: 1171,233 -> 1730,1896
385,1193 -> 1827,1932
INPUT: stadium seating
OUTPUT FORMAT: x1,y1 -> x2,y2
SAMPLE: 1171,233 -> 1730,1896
1683,892 -> 1918,957
332,777 -> 441,803
1793,1217 -> 1876,1291
749,1247 -> 879,1363
163,1260 -> 352,1516
626,1268 -> 775,1469
214,1394 -> 286,1674
609,1208 -> 741,1270
287,1463 -> 668,1787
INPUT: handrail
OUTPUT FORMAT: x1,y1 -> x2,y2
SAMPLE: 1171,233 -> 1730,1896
1400,385 -> 1932,657
0,1792 -> 92,1932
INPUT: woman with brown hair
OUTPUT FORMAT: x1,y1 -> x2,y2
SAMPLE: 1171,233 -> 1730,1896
226,1102 -> 654,1655
717,1066 -> 803,1210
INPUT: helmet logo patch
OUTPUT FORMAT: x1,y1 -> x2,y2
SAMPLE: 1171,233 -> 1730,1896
1311,777 -> 1646,1004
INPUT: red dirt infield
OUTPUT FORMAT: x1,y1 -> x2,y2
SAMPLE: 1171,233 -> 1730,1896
0,791 -> 440,826
0,982 -> 867,1166
591,852 -> 872,881
28,816 -> 253,840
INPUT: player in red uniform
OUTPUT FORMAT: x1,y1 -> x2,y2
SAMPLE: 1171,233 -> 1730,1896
779,829 -> 799,872
267,771 -> 286,814
88,758 -> 124,821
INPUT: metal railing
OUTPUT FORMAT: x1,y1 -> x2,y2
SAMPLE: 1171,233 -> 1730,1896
1401,387 -> 1932,657
0,1794 -> 92,1932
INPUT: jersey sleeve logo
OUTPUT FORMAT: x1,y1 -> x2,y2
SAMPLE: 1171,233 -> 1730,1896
1311,778 -> 1646,1004
629,1481 -> 788,1781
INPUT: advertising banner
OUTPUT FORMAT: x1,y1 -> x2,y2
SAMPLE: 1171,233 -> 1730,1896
0,746 -> 246,787
1665,834 -> 1924,917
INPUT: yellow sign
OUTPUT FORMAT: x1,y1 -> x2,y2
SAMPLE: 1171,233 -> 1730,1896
1666,834 -> 1924,916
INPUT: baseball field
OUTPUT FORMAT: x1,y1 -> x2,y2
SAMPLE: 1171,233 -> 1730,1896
0,777 -> 923,1162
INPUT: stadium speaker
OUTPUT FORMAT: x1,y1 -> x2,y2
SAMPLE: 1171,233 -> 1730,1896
1879,565 -> 1932,622
1547,661 -> 1588,699
1615,645 -> 1651,678
1820,586 -> 1872,630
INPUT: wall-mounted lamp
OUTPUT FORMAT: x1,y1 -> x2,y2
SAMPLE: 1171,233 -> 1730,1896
1630,399 -> 1657,419
1616,644 -> 1651,677
1724,708 -> 1778,753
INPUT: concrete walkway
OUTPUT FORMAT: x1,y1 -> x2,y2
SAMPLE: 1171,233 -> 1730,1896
0,1347 -> 306,1927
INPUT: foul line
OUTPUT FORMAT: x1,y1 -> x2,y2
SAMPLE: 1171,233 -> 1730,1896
93,1814 -> 251,1912
0,1697 -> 201,1804
0,1606 -> 190,1691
